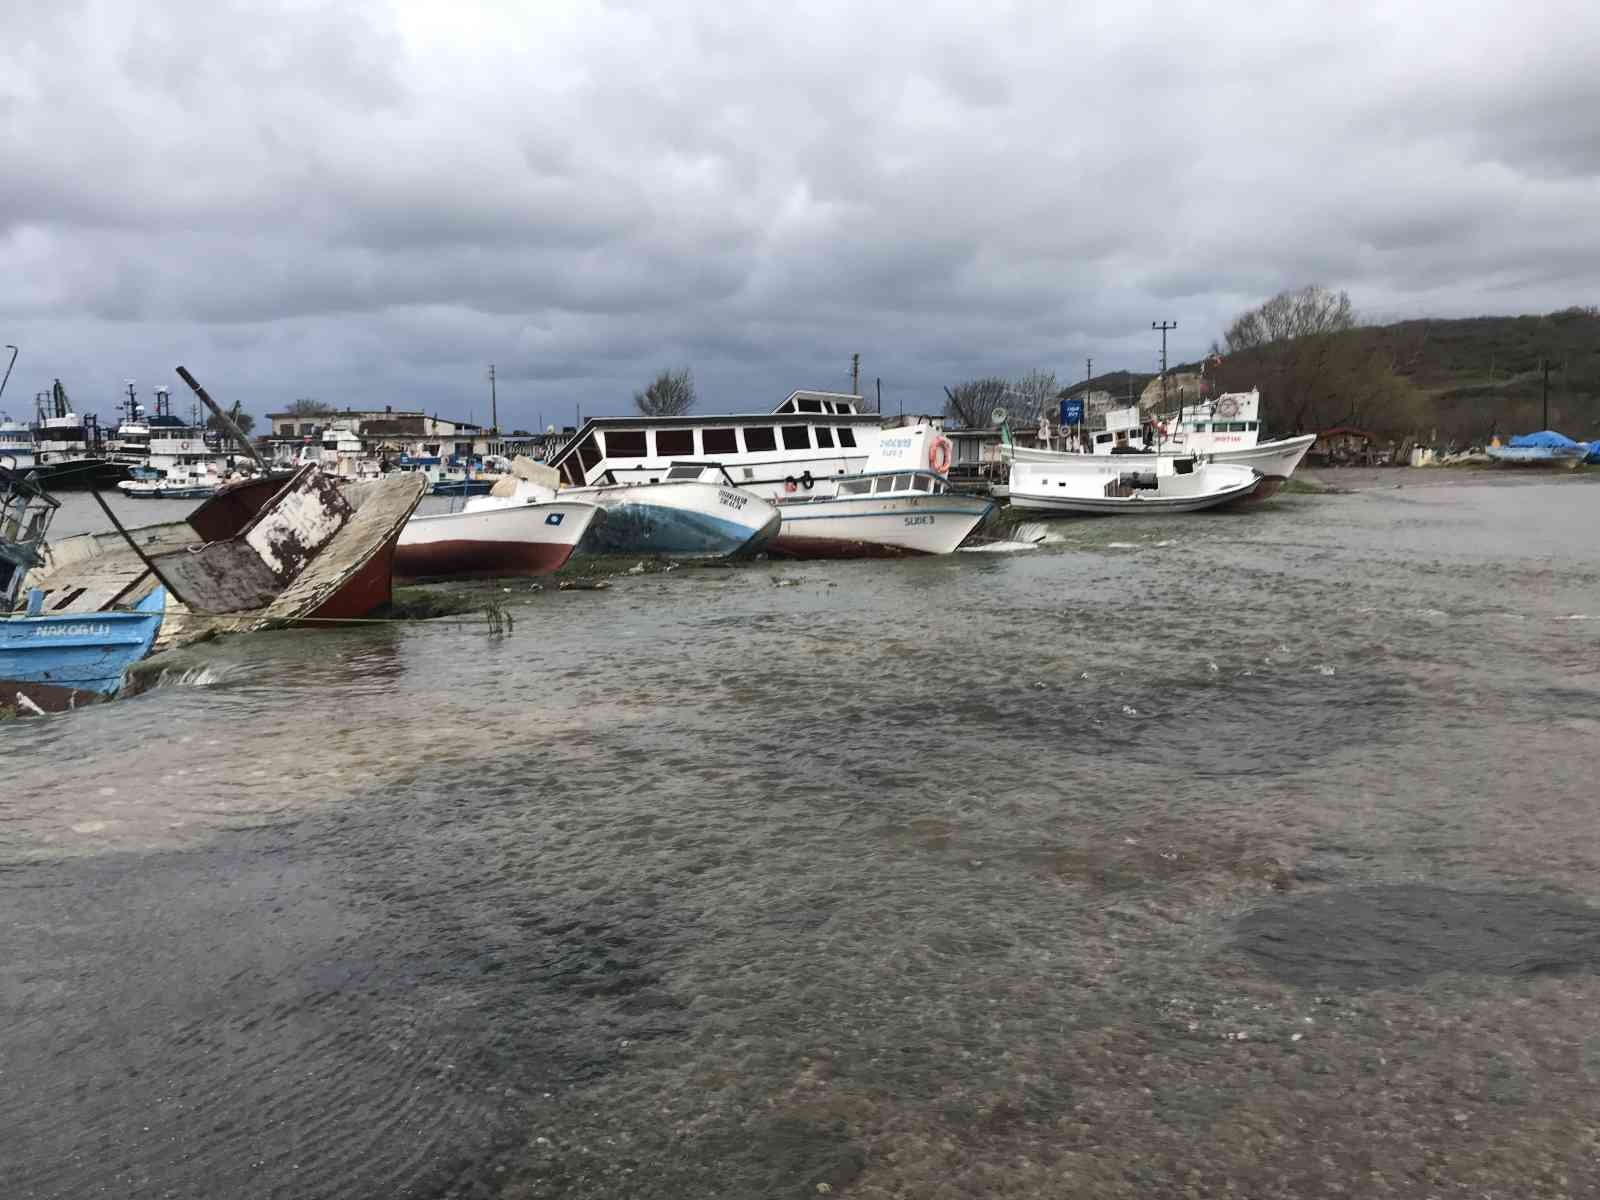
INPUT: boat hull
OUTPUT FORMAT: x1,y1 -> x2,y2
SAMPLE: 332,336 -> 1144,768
1008,463 -> 1260,515
572,482 -> 781,558
1009,433 -> 1315,485
395,501 -> 600,581
27,459 -> 130,490
768,495 -> 993,557
0,588 -> 165,713
1485,446 -> 1587,468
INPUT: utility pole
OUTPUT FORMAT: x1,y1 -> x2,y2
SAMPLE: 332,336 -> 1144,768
1152,321 -> 1176,411
1542,358 -> 1550,429
488,364 -> 498,434
851,353 -> 861,397
1085,357 -> 1092,386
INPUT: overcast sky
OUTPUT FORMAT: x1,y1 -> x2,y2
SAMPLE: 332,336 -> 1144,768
3,0 -> 1596,429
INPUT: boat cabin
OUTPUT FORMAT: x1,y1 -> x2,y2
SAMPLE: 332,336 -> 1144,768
1,465 -> 58,608
546,391 -> 882,495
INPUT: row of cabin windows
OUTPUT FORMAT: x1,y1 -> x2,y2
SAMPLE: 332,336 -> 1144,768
777,398 -> 859,415
836,473 -> 944,496
587,424 -> 859,462
1192,421 -> 1258,433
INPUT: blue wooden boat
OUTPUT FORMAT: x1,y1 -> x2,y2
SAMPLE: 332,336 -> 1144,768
2,461 -> 167,713
1,586 -> 166,712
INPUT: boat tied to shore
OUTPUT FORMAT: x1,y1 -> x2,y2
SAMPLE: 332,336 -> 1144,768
1007,453 -> 1260,515
1006,389 -> 1314,502
767,423 -> 994,557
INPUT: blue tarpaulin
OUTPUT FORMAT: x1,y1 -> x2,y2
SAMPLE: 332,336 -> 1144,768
1507,430 -> 1585,449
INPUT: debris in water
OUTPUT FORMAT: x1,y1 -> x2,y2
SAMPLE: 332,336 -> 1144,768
559,579 -> 610,591
1121,704 -> 1139,716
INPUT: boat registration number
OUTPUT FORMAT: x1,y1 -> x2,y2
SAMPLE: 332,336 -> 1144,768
34,623 -> 113,638
718,490 -> 748,510
903,515 -> 934,527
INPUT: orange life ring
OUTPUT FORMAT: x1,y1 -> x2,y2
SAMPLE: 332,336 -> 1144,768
783,476 -> 798,494
928,436 -> 952,475
180,440 -> 191,450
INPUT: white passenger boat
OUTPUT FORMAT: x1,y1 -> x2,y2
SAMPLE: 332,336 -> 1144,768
768,424 -> 993,557
0,415 -> 33,471
1008,455 -> 1259,515
394,492 -> 602,581
116,397 -> 228,499
1009,389 -> 1314,500
545,390 -> 883,499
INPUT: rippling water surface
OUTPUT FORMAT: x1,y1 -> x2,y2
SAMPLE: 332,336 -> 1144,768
6,474 -> 1600,1198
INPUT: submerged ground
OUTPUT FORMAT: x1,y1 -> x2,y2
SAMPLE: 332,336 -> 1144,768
5,471 -> 1599,1198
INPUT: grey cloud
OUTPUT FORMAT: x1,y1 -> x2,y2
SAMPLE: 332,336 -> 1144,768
1,0 -> 1596,429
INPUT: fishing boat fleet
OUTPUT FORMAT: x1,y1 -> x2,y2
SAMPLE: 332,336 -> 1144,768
0,367 -> 1343,715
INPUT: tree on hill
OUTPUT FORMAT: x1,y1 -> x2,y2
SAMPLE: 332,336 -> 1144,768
1223,285 -> 1357,353
634,368 -> 696,416
943,377 -> 1010,428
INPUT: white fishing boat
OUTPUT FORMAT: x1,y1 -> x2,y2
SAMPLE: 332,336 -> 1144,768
1008,454 -> 1259,515
1010,389 -> 1314,500
545,390 -> 883,499
767,424 -> 993,557
116,395 -> 228,499
0,415 -> 33,471
394,488 -> 602,581
450,458 -> 780,559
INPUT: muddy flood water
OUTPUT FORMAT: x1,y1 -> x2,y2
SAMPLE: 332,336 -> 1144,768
5,471 -> 1600,1198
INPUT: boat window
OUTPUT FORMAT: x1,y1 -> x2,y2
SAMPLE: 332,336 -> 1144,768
575,435 -> 601,471
839,478 -> 872,495
815,427 -> 835,448
821,402 -> 836,414
797,399 -> 822,412
1095,433 -> 1112,444
1246,421 -> 1258,431
837,427 -> 857,448
781,425 -> 811,450
1192,422 -> 1207,433
913,474 -> 932,491
743,426 -> 777,452
655,428 -> 694,456
604,429 -> 648,457
665,465 -> 703,480
703,427 -> 737,454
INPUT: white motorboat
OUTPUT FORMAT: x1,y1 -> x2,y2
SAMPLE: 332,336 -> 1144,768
394,492 -> 602,581
1010,388 -> 1314,500
767,424 -> 994,557
567,464 -> 781,557
1008,455 -> 1260,515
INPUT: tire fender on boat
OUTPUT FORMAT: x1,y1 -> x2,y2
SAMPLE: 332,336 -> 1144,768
800,471 -> 815,490
928,436 -> 953,476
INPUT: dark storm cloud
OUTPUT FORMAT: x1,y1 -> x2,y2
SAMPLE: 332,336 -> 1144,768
1,0 -> 1596,426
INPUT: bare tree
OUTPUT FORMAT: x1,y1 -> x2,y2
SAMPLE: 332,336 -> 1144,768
287,397 -> 334,416
1224,285 -> 1357,353
634,368 -> 696,416
943,377 -> 1011,428
1008,369 -> 1061,422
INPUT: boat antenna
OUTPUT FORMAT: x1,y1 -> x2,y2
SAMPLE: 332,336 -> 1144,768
0,345 -> 16,403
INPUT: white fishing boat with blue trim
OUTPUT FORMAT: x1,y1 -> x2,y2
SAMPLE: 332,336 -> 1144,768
767,424 -> 993,557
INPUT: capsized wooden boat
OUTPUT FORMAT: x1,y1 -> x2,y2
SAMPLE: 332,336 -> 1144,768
25,465 -> 426,650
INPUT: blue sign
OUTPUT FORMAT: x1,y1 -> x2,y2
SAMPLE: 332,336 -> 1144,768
545,513 -> 565,526
1059,398 -> 1084,426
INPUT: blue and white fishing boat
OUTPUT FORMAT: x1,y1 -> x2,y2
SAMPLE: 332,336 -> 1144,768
1486,430 -> 1591,469
2,463 -> 166,713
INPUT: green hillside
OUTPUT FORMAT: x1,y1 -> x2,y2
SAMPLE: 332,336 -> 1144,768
1196,308 -> 1600,439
